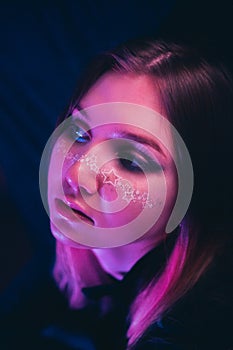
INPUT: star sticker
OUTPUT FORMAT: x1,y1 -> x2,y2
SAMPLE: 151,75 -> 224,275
90,163 -> 99,173
117,179 -> 133,193
141,192 -> 149,201
86,154 -> 97,165
101,169 -> 121,186
56,139 -> 68,155
66,151 -> 75,160
122,191 -> 135,203
142,199 -> 154,209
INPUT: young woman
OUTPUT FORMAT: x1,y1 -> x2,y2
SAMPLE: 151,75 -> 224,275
41,38 -> 233,350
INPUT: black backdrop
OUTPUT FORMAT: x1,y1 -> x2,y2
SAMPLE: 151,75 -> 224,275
0,0 -> 232,297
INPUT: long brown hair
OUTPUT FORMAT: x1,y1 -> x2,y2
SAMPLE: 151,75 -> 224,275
54,38 -> 233,348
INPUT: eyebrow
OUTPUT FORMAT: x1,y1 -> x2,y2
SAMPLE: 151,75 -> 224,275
73,103 -> 90,119
113,130 -> 167,158
73,103 -> 166,157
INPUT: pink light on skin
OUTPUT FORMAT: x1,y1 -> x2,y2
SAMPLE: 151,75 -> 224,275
39,72 -> 193,279
102,168 -> 120,186
99,168 -> 120,202
65,150 -> 155,207
47,73 -> 178,279
61,135 -> 162,224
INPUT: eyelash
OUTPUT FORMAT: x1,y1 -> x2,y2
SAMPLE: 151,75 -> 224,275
69,123 -> 90,143
68,124 -> 161,173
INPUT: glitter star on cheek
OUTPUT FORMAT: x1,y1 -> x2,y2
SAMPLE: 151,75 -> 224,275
101,169 -> 121,186
122,190 -> 135,203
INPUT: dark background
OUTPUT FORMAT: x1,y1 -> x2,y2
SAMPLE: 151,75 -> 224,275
0,0 -> 232,299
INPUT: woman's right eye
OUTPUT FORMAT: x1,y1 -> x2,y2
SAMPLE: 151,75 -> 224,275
69,125 -> 90,144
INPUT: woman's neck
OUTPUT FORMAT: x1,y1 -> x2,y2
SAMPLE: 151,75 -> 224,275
92,236 -> 163,280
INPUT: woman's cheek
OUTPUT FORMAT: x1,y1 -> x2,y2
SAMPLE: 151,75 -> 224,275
101,200 -> 145,228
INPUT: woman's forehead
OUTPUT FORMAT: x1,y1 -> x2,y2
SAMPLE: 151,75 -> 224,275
80,72 -> 165,116
71,102 -> 175,161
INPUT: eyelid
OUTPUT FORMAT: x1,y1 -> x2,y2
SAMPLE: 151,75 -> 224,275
64,117 -> 92,144
112,129 -> 167,160
134,142 -> 154,158
70,115 -> 92,135
132,142 -> 161,165
118,141 -> 162,171
72,105 -> 89,121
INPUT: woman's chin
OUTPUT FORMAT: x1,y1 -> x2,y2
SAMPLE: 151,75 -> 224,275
50,221 -> 91,249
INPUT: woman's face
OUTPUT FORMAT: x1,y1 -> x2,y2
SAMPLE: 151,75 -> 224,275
48,73 -> 178,248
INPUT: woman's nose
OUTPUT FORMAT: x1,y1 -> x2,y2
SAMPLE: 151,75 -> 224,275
63,158 -> 98,197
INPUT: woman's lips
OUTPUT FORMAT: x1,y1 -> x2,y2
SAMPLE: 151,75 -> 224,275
55,199 -> 94,225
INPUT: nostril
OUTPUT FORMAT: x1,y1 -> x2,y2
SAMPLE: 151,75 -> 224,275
63,163 -> 80,195
63,157 -> 99,197
63,175 -> 79,196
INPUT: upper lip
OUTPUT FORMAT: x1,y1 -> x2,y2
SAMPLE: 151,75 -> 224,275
55,198 -> 94,225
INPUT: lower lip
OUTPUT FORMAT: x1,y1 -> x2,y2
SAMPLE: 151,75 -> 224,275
55,199 -> 94,225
